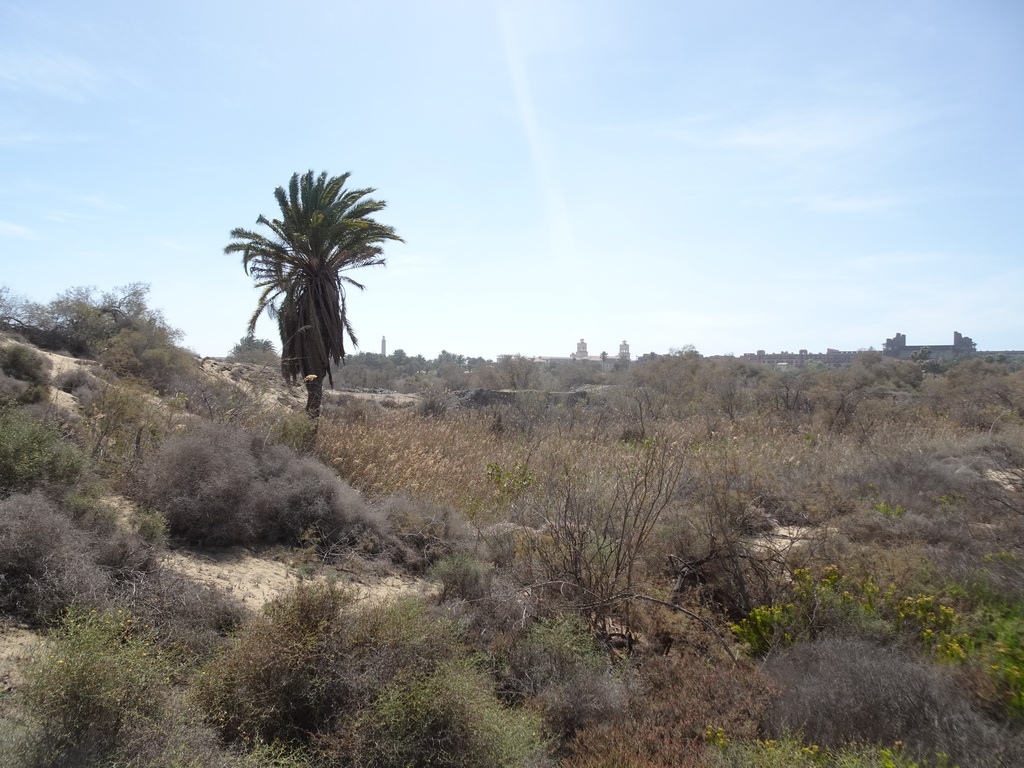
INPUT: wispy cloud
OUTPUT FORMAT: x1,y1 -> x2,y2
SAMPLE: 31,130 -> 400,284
0,220 -> 36,239
0,49 -> 104,101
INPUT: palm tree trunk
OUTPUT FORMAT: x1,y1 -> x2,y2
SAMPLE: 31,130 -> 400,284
304,376 -> 325,420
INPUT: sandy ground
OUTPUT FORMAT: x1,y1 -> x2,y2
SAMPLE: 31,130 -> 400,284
0,624 -> 37,694
159,546 -> 431,609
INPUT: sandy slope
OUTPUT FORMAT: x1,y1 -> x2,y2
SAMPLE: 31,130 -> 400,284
0,340 -> 429,694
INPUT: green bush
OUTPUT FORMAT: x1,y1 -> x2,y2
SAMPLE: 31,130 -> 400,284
268,409 -> 316,452
504,614 -> 622,743
227,334 -> 279,366
346,660 -> 547,768
133,507 -> 169,546
194,583 -> 352,745
732,568 -> 964,659
12,608 -> 170,766
336,596 -> 468,712
0,408 -> 85,497
99,325 -> 194,390
0,343 -> 50,386
195,589 -> 477,757
430,552 -> 494,602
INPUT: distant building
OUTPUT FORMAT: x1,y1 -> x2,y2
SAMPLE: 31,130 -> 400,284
530,338 -> 633,368
882,331 -> 975,359
739,330 -> 1022,368
518,332 -> 1019,371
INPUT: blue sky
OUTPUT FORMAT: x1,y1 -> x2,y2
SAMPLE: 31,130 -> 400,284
2,0 -> 1022,360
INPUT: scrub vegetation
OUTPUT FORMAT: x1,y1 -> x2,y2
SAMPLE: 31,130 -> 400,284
2,282 -> 1024,766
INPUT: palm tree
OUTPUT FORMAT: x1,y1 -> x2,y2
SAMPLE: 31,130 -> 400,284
226,170 -> 403,418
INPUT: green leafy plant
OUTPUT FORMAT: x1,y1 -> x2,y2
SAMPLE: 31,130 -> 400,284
15,608 -> 169,765
733,568 -> 967,661
0,342 -> 51,386
874,502 -> 906,519
345,659 -> 547,768
0,408 -> 85,497
429,551 -> 494,602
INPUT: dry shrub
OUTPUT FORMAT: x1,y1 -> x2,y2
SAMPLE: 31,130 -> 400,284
163,361 -> 293,432
0,371 -> 48,405
927,360 -> 1024,431
318,404 -> 510,508
59,493 -> 158,581
115,565 -> 247,660
511,438 -> 683,610
139,422 -> 390,552
660,435 -> 826,618
0,490 -> 160,631
195,586 -> 484,757
972,432 -> 1024,517
841,507 -> 976,556
0,369 -> 25,400
843,442 -> 982,517
763,637 -> 1024,767
435,570 -> 541,658
502,614 -> 624,744
194,583 -> 354,745
417,390 -> 450,418
376,494 -> 470,570
430,552 -> 494,602
0,492 -> 109,624
138,422 -> 258,545
565,651 -> 772,768
53,367 -> 100,399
